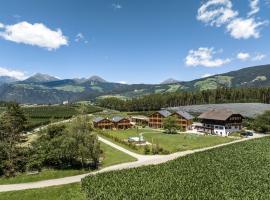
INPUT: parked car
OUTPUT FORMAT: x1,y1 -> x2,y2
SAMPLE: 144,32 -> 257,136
241,131 -> 254,137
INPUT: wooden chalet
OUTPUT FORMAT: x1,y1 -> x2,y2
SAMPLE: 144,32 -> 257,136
93,117 -> 114,129
148,110 -> 172,128
112,116 -> 132,129
170,110 -> 194,131
198,109 -> 244,136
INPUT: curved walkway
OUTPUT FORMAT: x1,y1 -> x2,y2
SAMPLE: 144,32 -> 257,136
0,134 -> 266,192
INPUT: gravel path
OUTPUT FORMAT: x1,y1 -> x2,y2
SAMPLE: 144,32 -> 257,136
0,133 -> 266,192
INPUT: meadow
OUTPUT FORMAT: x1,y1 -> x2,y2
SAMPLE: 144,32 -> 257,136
100,128 -> 234,154
82,137 -> 270,200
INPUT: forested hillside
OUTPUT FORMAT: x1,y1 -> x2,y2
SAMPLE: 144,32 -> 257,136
97,87 -> 270,111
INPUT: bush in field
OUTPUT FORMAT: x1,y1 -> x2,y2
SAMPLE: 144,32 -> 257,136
252,110 -> 270,133
82,138 -> 270,200
163,116 -> 180,134
143,145 -> 151,154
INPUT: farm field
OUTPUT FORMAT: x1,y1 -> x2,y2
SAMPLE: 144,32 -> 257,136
100,128 -> 235,153
6,104 -> 102,130
82,137 -> 270,200
0,142 -> 136,185
168,103 -> 270,118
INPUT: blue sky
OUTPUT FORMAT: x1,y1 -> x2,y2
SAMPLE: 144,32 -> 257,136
0,0 -> 269,84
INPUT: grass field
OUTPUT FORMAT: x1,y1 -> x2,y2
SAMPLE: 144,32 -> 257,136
102,128 -> 235,153
82,137 -> 270,199
0,142 -> 136,185
0,183 -> 84,200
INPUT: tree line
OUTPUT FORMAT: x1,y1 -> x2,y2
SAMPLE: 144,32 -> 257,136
97,87 -> 270,111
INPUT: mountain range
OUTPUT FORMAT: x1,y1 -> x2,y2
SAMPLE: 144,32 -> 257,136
0,64 -> 269,104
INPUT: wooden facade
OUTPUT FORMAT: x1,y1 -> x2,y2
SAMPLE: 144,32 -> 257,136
148,110 -> 171,128
171,112 -> 193,131
93,118 -> 113,129
93,116 -> 132,130
113,118 -> 132,129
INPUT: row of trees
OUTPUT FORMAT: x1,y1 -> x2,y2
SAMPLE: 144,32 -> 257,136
0,103 -> 100,177
97,87 -> 270,111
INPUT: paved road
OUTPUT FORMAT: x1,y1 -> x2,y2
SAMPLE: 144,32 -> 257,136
0,133 -> 266,192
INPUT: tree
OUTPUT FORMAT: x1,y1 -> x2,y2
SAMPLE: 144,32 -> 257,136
0,103 -> 27,177
163,116 -> 180,134
29,115 -> 101,171
66,115 -> 100,169
252,111 -> 270,133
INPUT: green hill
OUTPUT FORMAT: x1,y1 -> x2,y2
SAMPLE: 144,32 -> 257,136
0,64 -> 269,104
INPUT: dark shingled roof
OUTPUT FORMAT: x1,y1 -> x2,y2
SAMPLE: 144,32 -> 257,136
112,116 -> 126,123
158,110 -> 172,117
198,109 -> 241,121
93,117 -> 105,123
174,110 -> 194,120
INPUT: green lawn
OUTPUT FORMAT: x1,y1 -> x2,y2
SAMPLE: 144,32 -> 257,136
0,183 -> 84,200
100,142 -> 136,167
103,128 -> 235,153
0,142 -> 136,185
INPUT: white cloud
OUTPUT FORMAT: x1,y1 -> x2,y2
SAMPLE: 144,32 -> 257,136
118,81 -> 127,84
0,21 -> 68,50
75,33 -> 88,44
185,47 -> 231,67
197,0 -> 238,27
0,67 -> 26,80
227,18 -> 267,39
197,0 -> 268,39
236,52 -> 266,61
248,0 -> 260,17
237,52 -> 250,60
112,3 -> 122,9
0,23 -> 4,28
252,53 -> 266,61
201,73 -> 213,78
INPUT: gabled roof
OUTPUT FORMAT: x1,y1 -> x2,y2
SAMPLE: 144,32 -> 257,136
174,110 -> 194,120
198,109 -> 242,121
157,110 -> 172,117
112,116 -> 126,123
93,117 -> 105,123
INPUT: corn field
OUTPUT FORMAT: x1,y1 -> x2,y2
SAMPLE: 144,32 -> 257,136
82,137 -> 270,200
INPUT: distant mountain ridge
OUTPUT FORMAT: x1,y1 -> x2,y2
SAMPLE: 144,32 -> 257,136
0,64 -> 269,104
23,73 -> 59,83
0,76 -> 18,85
160,78 -> 180,84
